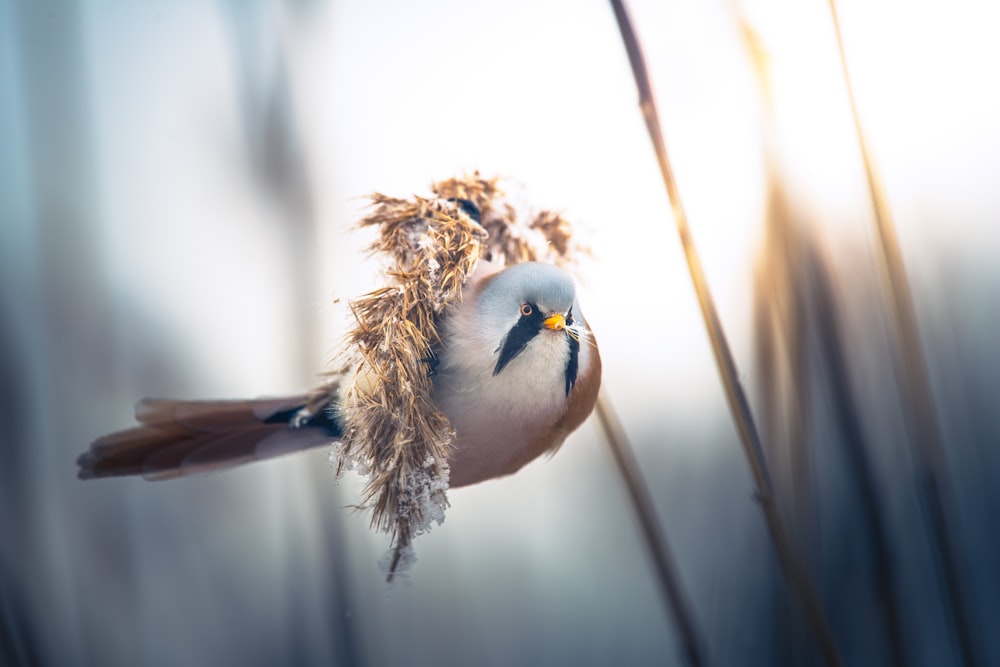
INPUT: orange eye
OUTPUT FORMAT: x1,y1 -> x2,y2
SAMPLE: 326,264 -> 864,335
520,303 -> 533,317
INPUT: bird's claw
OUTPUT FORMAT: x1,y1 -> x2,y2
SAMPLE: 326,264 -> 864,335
420,350 -> 440,378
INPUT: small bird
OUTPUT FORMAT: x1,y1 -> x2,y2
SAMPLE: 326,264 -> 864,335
78,261 -> 601,488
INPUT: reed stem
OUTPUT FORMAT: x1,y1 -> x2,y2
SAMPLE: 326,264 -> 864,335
826,3 -> 978,664
594,393 -> 705,667
607,1 -> 842,664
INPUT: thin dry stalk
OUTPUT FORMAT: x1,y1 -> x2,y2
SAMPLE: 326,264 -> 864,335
608,1 -> 842,664
810,255 -> 906,666
755,182 -> 907,667
736,13 -> 906,663
826,3 -> 978,664
752,181 -> 823,665
595,393 -> 706,667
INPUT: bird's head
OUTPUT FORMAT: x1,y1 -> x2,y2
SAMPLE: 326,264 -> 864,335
475,262 -> 586,395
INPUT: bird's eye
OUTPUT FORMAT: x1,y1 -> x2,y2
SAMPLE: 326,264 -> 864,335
520,303 -> 533,317
566,308 -> 575,326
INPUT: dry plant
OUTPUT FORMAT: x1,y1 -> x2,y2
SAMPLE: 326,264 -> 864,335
737,12 -> 907,665
826,2 -> 979,664
594,393 -> 705,666
324,173 -> 582,580
608,0 -> 843,664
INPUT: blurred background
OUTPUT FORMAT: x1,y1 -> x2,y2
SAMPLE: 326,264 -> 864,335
1,0 -> 998,665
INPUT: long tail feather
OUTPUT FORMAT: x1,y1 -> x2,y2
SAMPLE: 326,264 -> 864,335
78,395 -> 341,481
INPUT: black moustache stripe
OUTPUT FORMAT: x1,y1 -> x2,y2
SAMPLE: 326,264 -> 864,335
565,334 -> 580,396
493,308 -> 544,376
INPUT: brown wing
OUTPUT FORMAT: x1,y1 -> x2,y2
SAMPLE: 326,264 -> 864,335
78,395 -> 341,481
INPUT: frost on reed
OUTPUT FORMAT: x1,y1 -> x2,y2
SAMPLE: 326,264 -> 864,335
329,173 -> 582,579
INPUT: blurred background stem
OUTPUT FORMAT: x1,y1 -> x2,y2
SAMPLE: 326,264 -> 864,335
827,1 -> 979,664
595,392 -> 705,667
608,1 -> 842,664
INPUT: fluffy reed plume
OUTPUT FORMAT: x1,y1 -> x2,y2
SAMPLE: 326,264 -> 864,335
430,177 -> 585,268
329,173 -> 581,579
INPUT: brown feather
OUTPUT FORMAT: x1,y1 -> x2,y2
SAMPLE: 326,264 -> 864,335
78,396 -> 338,481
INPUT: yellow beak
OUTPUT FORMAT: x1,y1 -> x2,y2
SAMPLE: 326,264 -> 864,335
543,313 -> 566,331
